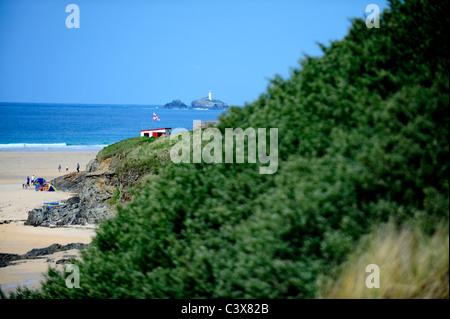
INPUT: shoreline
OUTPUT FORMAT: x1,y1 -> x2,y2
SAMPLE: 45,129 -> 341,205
0,151 -> 98,294
0,151 -> 98,185
0,146 -> 107,152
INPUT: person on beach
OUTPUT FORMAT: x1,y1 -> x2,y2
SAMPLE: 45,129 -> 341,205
23,176 -> 30,189
31,175 -> 35,184
58,164 -> 61,172
77,163 -> 80,173
66,165 -> 69,172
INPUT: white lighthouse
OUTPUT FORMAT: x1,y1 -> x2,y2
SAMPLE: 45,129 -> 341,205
208,90 -> 212,101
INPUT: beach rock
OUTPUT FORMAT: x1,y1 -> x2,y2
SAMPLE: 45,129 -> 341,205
25,158 -> 116,227
67,196 -> 80,205
0,253 -> 21,267
25,208 -> 45,226
0,243 -> 88,267
56,258 -> 72,265
23,243 -> 88,258
25,149 -> 153,228
50,172 -> 86,193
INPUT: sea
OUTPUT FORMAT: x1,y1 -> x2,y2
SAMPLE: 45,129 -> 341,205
0,103 -> 227,152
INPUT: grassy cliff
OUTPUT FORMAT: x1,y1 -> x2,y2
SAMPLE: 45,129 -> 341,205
95,135 -> 178,204
97,135 -> 175,176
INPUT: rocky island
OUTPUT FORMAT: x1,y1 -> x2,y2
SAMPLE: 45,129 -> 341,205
191,90 -> 228,109
162,99 -> 188,109
191,97 -> 229,109
163,91 -> 229,110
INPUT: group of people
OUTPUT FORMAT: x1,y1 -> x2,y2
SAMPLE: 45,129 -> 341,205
23,174 -> 35,189
22,163 -> 81,190
58,163 -> 81,173
22,174 -> 46,190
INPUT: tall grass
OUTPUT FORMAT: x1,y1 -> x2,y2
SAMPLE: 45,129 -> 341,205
96,135 -> 178,175
317,220 -> 449,299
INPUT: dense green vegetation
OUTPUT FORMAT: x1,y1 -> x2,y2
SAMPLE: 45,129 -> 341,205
9,0 -> 448,298
96,136 -> 158,161
97,136 -> 177,176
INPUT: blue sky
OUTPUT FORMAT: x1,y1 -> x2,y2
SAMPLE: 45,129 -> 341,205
0,0 -> 388,106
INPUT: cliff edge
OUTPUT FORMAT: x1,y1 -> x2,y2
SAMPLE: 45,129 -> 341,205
25,135 -> 176,227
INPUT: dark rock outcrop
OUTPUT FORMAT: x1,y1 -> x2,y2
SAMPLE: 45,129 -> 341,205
50,172 -> 86,193
25,158 -> 117,227
25,144 -> 158,227
0,253 -> 21,267
24,243 -> 88,258
0,243 -> 88,267
55,258 -> 72,265
163,99 -> 188,109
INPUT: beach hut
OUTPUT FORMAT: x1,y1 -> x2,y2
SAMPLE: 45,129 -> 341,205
141,128 -> 171,137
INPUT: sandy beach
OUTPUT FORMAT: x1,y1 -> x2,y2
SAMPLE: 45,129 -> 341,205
0,151 -> 98,295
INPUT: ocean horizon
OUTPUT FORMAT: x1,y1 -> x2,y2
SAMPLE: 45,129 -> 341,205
0,102 -> 227,152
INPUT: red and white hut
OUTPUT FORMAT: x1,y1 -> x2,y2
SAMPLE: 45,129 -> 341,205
140,128 -> 171,138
